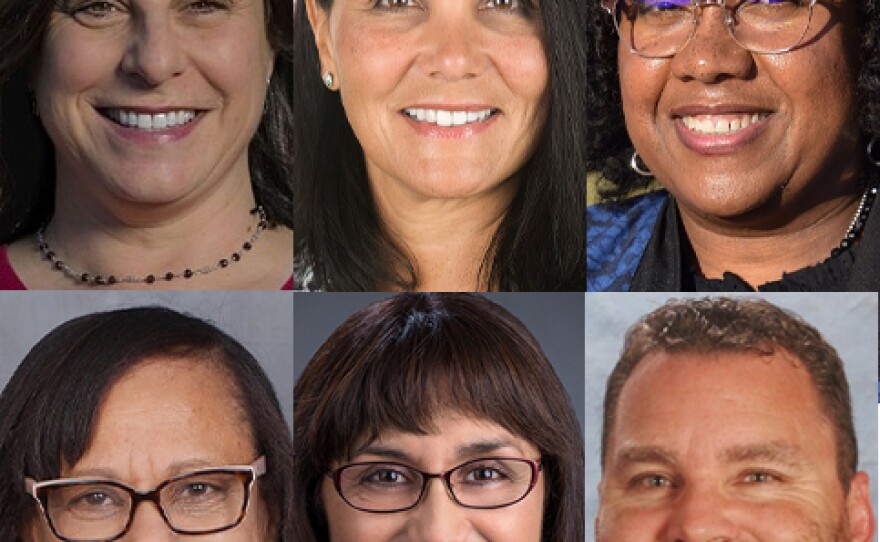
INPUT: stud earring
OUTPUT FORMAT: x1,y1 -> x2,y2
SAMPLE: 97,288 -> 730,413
322,72 -> 335,90
629,150 -> 653,177
868,136 -> 880,167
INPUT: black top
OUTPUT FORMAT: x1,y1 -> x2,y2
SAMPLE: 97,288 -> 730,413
630,169 -> 880,292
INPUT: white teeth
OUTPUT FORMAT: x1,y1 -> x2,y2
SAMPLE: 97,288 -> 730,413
106,109 -> 198,131
681,112 -> 770,135
404,107 -> 495,127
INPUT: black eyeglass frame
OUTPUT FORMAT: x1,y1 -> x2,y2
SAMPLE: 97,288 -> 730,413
24,456 -> 267,542
328,457 -> 543,514
602,0 -> 819,58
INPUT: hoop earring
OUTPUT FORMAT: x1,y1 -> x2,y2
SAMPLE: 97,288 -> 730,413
868,136 -> 880,167
630,150 -> 653,177
322,72 -> 335,90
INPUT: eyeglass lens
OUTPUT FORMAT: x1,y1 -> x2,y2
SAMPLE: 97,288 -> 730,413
617,0 -> 814,57
336,458 -> 538,512
40,471 -> 250,540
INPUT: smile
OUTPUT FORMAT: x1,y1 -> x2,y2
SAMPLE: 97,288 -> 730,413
100,108 -> 200,131
679,113 -> 771,135
403,108 -> 498,128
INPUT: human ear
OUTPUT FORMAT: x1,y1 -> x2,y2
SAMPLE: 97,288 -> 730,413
845,471 -> 875,542
305,0 -> 336,88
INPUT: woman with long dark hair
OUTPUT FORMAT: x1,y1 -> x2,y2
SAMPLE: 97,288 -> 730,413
294,1 -> 587,291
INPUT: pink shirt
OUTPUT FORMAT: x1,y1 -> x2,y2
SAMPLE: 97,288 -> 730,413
0,245 -> 293,290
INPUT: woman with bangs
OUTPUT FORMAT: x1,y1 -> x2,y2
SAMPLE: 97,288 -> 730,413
293,293 -> 584,541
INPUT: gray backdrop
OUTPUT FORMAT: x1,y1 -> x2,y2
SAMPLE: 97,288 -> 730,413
584,292 -> 879,542
0,291 -> 293,427
293,292 -> 586,431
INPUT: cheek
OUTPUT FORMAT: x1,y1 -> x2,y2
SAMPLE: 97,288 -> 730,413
495,34 -> 549,111
334,20 -> 410,101
618,53 -> 670,146
36,26 -> 115,103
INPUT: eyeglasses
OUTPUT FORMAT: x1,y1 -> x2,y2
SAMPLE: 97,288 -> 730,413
603,0 -> 818,58
25,456 -> 266,542
328,457 -> 542,513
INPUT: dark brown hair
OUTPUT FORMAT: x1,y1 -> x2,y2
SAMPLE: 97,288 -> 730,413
0,306 -> 293,542
294,293 -> 584,542
601,297 -> 858,487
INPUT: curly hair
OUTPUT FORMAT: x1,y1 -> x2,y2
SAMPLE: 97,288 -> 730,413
293,0 -> 587,291
0,0 -> 293,242
585,0 -> 880,201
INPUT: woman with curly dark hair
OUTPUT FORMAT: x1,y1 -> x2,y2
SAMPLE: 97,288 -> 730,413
293,0 -> 587,292
585,0 -> 879,292
0,0 -> 294,290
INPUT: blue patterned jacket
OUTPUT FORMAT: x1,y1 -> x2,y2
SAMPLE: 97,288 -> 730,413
586,191 -> 667,292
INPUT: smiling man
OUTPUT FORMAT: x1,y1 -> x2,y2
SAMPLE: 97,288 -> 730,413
596,297 -> 875,542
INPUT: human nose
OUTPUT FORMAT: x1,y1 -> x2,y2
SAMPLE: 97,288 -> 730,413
670,3 -> 754,83
661,483 -> 738,541
121,13 -> 186,87
122,501 -> 176,541
417,13 -> 489,81
405,478 -> 473,541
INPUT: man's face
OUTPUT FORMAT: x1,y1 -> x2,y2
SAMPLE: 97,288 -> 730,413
597,350 -> 875,541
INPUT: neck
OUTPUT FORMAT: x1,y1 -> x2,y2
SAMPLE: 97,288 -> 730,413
47,167 -> 260,279
370,178 -> 518,292
679,172 -> 867,287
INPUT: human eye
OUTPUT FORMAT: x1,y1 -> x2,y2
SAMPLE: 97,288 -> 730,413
634,0 -> 691,20
479,0 -> 537,13
737,0 -> 804,22
184,0 -> 231,14
458,460 -> 514,486
740,470 -> 781,484
61,0 -> 128,25
168,474 -> 233,507
373,0 -> 421,12
628,473 -> 675,491
63,486 -> 127,518
358,464 -> 417,491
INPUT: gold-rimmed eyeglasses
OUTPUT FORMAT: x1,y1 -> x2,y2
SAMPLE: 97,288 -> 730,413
602,0 -> 819,58
328,457 -> 543,513
25,456 -> 267,542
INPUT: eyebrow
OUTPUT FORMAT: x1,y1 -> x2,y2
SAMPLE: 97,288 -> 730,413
612,441 -> 804,471
356,438 -> 523,464
612,445 -> 679,470
719,441 -> 803,467
67,459 -> 220,481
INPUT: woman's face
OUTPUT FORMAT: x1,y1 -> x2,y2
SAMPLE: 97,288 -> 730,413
321,413 -> 546,541
308,0 -> 549,200
25,357 -> 274,541
35,0 -> 274,206
618,0 -> 862,222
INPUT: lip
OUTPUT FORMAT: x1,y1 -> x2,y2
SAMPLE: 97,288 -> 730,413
399,103 -> 500,139
96,105 -> 205,144
669,104 -> 774,156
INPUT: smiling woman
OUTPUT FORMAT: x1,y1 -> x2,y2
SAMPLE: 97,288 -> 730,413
0,0 -> 294,290
293,0 -> 587,291
293,293 -> 584,541
585,0 -> 880,291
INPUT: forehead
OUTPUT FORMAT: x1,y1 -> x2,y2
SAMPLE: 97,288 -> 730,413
608,350 -> 834,458
66,357 -> 256,482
